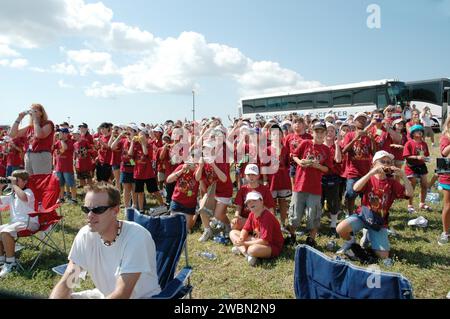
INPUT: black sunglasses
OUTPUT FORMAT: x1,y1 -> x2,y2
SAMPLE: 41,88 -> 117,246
81,205 -> 114,215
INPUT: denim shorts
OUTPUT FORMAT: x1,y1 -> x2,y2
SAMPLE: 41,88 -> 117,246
120,172 -> 135,184
346,215 -> 390,252
170,200 -> 196,215
345,177 -> 361,200
56,171 -> 76,188
289,164 -> 297,178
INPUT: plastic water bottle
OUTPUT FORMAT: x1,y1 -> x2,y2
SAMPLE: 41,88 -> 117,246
199,252 -> 217,260
426,192 -> 440,204
213,236 -> 229,245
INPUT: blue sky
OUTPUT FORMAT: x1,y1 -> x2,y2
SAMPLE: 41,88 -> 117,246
0,0 -> 449,129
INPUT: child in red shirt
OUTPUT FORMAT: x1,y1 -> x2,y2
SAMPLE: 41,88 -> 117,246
287,122 -> 333,247
73,131 -> 94,188
230,191 -> 284,267
438,118 -> 450,246
403,125 -> 431,213
54,128 -> 77,204
233,164 -> 275,231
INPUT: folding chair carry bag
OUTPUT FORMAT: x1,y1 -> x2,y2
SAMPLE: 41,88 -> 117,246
294,245 -> 413,299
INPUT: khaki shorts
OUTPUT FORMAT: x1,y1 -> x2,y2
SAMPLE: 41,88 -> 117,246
424,127 -> 434,138
288,192 -> 322,230
25,151 -> 53,175
0,221 -> 39,239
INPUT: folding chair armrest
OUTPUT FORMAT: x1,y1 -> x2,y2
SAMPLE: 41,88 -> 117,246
151,267 -> 193,299
52,263 -> 68,276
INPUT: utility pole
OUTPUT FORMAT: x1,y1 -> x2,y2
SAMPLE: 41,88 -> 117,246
192,89 -> 196,122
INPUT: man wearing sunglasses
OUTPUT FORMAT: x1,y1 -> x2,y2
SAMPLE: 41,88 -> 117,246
50,184 -> 160,299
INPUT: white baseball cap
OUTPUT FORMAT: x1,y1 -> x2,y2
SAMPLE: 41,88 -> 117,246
372,151 -> 394,164
354,112 -> 369,121
127,124 -> 140,132
244,191 -> 263,203
244,164 -> 259,176
152,126 -> 164,133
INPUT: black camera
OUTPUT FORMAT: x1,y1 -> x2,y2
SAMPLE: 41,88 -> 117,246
0,177 -> 12,184
382,166 -> 393,178
436,158 -> 450,174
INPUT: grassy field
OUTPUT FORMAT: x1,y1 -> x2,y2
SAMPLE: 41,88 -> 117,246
1,139 -> 449,299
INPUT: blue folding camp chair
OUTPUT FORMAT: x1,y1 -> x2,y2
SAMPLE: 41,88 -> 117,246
53,208 -> 192,299
294,245 -> 413,299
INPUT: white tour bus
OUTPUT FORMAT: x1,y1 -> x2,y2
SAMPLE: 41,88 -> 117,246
406,78 -> 450,132
239,79 -> 409,121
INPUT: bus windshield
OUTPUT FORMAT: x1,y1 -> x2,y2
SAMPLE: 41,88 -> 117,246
387,82 -> 409,105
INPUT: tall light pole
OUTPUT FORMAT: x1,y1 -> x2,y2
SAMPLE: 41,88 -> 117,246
192,89 -> 196,122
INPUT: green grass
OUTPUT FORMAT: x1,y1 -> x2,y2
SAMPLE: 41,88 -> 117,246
1,138 -> 449,299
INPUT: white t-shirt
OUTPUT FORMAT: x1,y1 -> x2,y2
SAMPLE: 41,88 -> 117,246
68,221 -> 161,299
0,189 -> 38,225
421,114 -> 432,127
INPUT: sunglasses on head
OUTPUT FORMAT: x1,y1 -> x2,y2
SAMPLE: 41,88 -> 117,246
81,205 -> 114,215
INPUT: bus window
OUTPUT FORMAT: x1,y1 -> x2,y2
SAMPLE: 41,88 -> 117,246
297,94 -> 314,110
282,96 -> 297,111
242,100 -> 254,114
353,88 -> 376,105
377,90 -> 388,108
409,83 -> 439,104
254,99 -> 267,113
315,92 -> 331,108
332,90 -> 352,106
267,97 -> 282,112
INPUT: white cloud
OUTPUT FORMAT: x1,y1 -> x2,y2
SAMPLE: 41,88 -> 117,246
0,0 -> 322,98
0,44 -> 20,58
66,49 -> 116,76
237,61 -> 322,96
51,62 -> 78,75
0,58 -> 28,69
58,79 -> 74,89
85,82 -> 133,98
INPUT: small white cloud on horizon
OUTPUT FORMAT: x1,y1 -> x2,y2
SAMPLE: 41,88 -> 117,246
0,58 -> 28,69
85,81 -> 133,98
58,79 -> 74,88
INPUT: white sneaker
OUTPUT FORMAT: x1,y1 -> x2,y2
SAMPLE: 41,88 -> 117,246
231,246 -> 242,256
198,228 -> 213,243
337,240 -> 354,255
438,232 -> 449,246
0,263 -> 16,278
360,229 -> 370,249
407,206 -> 416,214
247,255 -> 258,267
408,216 -> 428,228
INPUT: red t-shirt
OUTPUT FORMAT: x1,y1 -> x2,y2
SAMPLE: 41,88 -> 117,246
402,139 -> 430,176
342,131 -> 373,179
54,139 -> 74,173
439,135 -> 450,185
171,165 -> 200,208
391,132 -> 407,161
74,139 -> 93,172
96,135 -> 112,165
201,162 -> 233,198
132,141 -> 155,180
234,184 -> 275,218
265,144 -> 291,191
0,145 -> 6,177
367,126 -> 393,153
243,209 -> 284,257
359,176 -> 407,227
292,140 -> 333,195
117,138 -> 134,174
110,137 -> 122,167
26,121 -> 55,152
283,132 -> 313,160
6,137 -> 25,167
81,133 -> 94,146
325,143 -> 342,176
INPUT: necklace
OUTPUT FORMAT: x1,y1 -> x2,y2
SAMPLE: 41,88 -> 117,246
101,221 -> 122,247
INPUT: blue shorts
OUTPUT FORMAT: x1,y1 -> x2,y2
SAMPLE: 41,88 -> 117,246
170,200 -> 196,215
120,172 -> 135,184
439,183 -> 450,191
289,164 -> 297,178
112,165 -> 120,171
345,177 -> 362,200
346,215 -> 390,252
56,172 -> 76,188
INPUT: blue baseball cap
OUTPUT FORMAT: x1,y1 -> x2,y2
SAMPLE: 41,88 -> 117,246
410,125 -> 424,138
